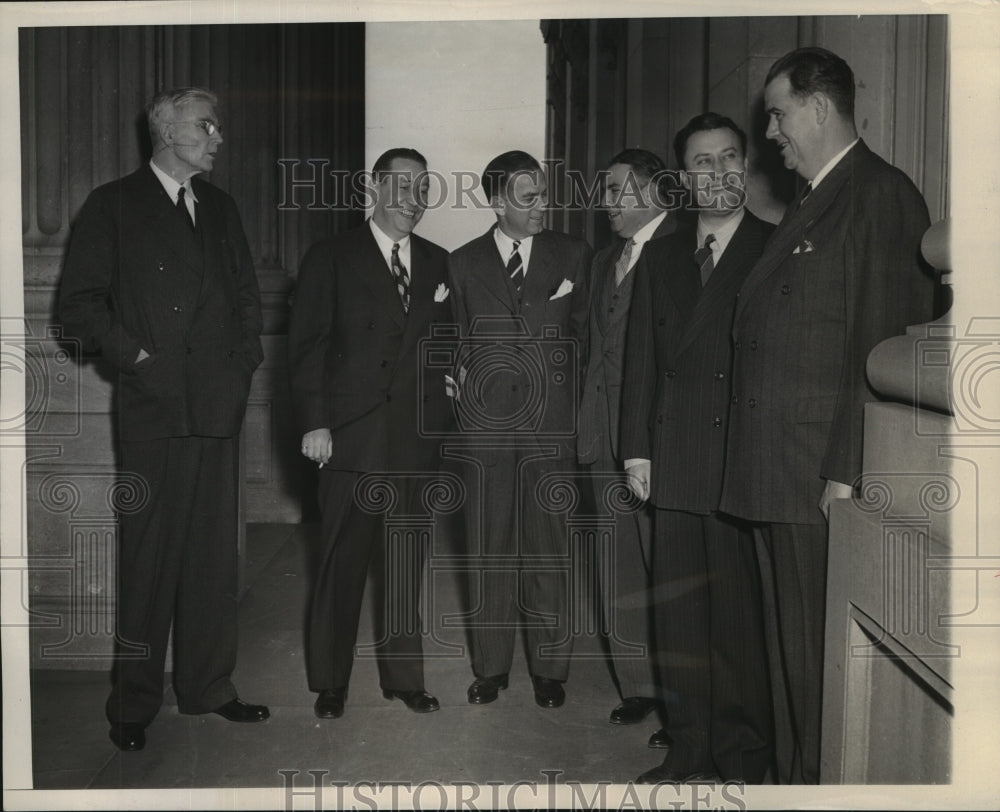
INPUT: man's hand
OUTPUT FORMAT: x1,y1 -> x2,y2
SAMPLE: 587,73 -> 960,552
819,479 -> 853,522
301,428 -> 332,466
625,459 -> 651,502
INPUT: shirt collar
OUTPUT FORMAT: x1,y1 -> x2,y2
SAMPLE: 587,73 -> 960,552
370,218 -> 410,253
149,159 -> 198,203
810,138 -> 859,191
697,208 -> 744,255
494,226 -> 533,258
630,211 -> 668,249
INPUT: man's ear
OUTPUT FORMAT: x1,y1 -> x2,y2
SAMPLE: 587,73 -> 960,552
679,170 -> 691,191
490,193 -> 506,217
811,92 -> 830,125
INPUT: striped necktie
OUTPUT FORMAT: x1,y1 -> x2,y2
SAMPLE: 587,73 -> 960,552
694,233 -> 716,286
390,243 -> 410,313
507,240 -> 524,291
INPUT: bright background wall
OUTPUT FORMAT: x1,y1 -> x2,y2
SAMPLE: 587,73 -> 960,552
365,20 -> 547,251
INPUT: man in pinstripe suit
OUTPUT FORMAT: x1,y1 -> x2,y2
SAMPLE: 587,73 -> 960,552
622,113 -> 774,784
577,149 -> 675,730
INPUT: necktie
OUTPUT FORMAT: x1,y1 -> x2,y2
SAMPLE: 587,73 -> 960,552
801,181 -> 813,202
390,243 -> 410,313
176,186 -> 195,231
694,233 -> 716,286
507,241 -> 524,292
613,238 -> 635,286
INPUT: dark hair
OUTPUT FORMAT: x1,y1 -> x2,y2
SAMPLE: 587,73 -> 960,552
482,150 -> 543,202
672,112 -> 747,168
765,46 -> 855,118
607,148 -> 666,182
372,148 -> 427,180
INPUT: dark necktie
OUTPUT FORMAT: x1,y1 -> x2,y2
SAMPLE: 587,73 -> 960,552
613,238 -> 635,286
176,186 -> 195,231
390,243 -> 410,313
801,181 -> 813,202
694,233 -> 716,286
507,240 -> 524,292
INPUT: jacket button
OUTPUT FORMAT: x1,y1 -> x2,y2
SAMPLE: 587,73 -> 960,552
368,321 -> 375,329
173,306 -> 182,313
657,415 -> 663,424
731,395 -> 739,405
734,341 -> 742,350
750,340 -> 759,350
380,360 -> 388,368
749,398 -> 758,408
781,284 -> 791,295
596,385 -> 601,392
227,350 -> 234,358
666,370 -> 676,378
714,371 -> 724,380
713,417 -> 722,427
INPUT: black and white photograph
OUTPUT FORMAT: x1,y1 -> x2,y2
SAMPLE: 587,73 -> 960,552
1,1 -> 998,809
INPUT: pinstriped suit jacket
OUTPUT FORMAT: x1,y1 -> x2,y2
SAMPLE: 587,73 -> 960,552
621,211 -> 773,513
719,140 -> 935,524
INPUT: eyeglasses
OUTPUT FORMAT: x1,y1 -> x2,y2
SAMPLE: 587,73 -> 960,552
173,119 -> 223,136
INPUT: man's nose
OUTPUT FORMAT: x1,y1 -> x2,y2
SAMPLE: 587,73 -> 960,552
765,117 -> 778,140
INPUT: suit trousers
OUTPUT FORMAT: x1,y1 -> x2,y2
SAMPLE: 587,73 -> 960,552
464,447 -> 574,681
653,508 -> 772,782
308,468 -> 427,693
583,463 -> 656,700
753,521 -> 829,784
108,436 -> 239,726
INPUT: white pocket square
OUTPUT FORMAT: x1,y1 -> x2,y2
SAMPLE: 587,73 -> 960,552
792,239 -> 815,255
549,278 -> 574,300
434,283 -> 450,303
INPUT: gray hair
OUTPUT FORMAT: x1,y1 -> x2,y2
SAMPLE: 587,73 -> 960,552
146,87 -> 218,145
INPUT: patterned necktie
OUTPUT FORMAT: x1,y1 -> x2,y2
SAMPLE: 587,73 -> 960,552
176,186 -> 195,231
614,238 -> 635,286
390,243 -> 410,313
694,233 -> 716,286
507,240 -> 524,292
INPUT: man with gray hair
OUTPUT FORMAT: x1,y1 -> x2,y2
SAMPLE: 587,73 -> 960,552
59,87 -> 269,752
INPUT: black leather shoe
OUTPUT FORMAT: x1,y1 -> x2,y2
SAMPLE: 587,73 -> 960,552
109,723 -> 145,751
467,674 -> 509,704
531,676 -> 565,708
314,688 -> 347,719
382,689 -> 440,713
648,727 -> 671,749
610,696 -> 659,725
212,698 -> 270,722
636,764 -> 721,784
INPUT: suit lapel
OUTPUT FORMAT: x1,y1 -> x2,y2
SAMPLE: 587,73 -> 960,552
735,141 -> 866,319
471,229 -> 517,313
590,242 -> 620,337
397,235 -> 442,357
659,229 -> 701,317
352,224 -> 407,329
522,230 -> 565,307
129,166 -> 205,276
678,214 -> 764,355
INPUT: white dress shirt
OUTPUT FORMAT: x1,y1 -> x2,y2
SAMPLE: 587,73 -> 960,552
494,228 -> 534,275
149,159 -> 197,225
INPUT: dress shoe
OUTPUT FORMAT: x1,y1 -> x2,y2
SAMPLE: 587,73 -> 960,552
610,696 -> 659,725
531,676 -> 565,708
648,727 -> 671,749
636,764 -> 721,784
467,674 -> 509,705
109,723 -> 146,751
212,697 -> 270,722
382,689 -> 440,713
314,688 -> 347,719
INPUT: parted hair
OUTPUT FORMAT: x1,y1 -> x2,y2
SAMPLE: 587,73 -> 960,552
482,150 -> 543,203
765,46 -> 856,118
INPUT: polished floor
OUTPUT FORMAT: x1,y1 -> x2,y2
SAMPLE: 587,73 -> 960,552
30,523 -> 667,790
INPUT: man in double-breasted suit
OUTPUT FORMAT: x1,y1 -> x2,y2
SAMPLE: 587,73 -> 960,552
58,87 -> 269,752
577,149 -> 675,730
288,148 -> 453,719
623,114 -> 774,784
448,150 -> 591,709
718,48 -> 937,784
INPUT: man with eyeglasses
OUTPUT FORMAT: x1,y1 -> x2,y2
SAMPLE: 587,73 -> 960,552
59,86 -> 269,752
576,148 -> 674,733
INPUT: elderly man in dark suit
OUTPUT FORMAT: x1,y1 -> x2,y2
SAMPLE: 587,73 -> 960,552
577,148 -> 675,729
58,87 -> 268,752
448,150 -> 591,709
623,113 -> 774,784
719,48 -> 937,784
288,148 -> 453,719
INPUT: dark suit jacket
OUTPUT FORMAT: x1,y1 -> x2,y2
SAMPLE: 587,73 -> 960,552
621,211 -> 774,513
578,215 -> 676,466
58,165 -> 263,441
447,226 -> 591,459
719,140 -> 936,524
287,223 -> 453,473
